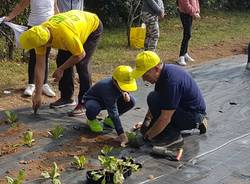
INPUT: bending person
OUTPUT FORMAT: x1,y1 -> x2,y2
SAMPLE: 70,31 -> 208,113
4,0 -> 58,96
19,10 -> 103,112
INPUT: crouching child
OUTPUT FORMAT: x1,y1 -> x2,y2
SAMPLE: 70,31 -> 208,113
83,65 -> 137,147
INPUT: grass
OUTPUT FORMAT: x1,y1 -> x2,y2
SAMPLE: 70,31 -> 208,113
0,10 -> 250,89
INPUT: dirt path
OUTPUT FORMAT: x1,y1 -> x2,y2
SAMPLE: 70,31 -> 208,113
0,40 -> 248,110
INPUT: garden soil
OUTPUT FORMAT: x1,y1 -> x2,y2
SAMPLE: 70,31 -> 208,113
0,55 -> 250,183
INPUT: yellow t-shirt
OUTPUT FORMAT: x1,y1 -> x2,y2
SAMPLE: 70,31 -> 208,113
35,10 -> 99,55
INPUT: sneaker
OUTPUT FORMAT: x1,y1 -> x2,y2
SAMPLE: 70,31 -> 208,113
184,53 -> 195,62
42,84 -> 56,97
103,117 -> 115,129
87,119 -> 103,133
24,84 -> 35,96
199,117 -> 208,134
50,98 -> 76,108
246,62 -> 250,70
151,134 -> 184,148
177,56 -> 187,66
68,103 -> 85,117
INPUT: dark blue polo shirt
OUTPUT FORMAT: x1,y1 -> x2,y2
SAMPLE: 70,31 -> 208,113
155,64 -> 206,113
83,77 -> 124,135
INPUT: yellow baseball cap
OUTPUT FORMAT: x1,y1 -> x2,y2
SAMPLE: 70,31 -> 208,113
132,51 -> 160,79
112,65 -> 137,92
19,25 -> 49,49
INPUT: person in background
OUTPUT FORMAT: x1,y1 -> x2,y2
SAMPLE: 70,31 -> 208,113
141,0 -> 165,51
19,10 -> 103,113
132,51 -> 207,148
176,0 -> 200,66
83,65 -> 137,147
50,0 -> 86,117
4,0 -> 58,97
246,43 -> 250,70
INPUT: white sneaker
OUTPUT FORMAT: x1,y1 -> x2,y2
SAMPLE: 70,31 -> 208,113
24,84 -> 35,96
42,84 -> 56,97
177,56 -> 187,66
184,53 -> 195,62
246,62 -> 250,70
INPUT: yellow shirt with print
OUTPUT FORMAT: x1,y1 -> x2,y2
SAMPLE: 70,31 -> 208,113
35,10 -> 99,56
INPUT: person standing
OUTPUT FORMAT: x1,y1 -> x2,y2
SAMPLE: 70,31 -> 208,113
50,0 -> 86,117
19,10 -> 103,113
4,0 -> 58,97
141,0 -> 165,51
176,0 -> 200,66
132,51 -> 208,148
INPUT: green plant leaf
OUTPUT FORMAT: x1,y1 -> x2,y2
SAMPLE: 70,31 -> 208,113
41,171 -> 50,179
52,178 -> 61,184
113,170 -> 124,184
6,176 -> 14,184
73,155 -> 87,169
17,169 -> 25,183
101,145 -> 113,156
50,125 -> 64,140
23,130 -> 35,147
51,162 -> 60,179
4,110 -> 18,124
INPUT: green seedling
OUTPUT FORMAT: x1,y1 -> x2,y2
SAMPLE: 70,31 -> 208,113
6,169 -> 25,184
49,125 -> 64,140
90,146 -> 141,184
101,145 -> 113,156
41,162 -> 61,184
72,155 -> 87,170
4,110 -> 18,124
23,130 -> 35,147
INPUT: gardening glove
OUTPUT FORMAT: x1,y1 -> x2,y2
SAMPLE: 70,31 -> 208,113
129,133 -> 149,148
118,133 -> 129,147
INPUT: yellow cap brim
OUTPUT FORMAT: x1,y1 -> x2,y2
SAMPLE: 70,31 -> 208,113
117,80 -> 137,92
131,69 -> 147,79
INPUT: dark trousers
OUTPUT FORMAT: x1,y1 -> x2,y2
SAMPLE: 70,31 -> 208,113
145,91 -> 205,139
28,43 -> 50,84
179,12 -> 193,57
85,95 -> 135,126
56,21 -> 103,103
248,43 -> 250,63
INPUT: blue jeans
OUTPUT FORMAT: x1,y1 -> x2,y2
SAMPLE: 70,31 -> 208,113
146,91 -> 206,139
85,95 -> 135,124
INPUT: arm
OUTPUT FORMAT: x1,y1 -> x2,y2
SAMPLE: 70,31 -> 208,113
4,0 -> 30,21
32,54 -> 46,110
145,109 -> 175,140
52,52 -> 85,82
54,0 -> 60,14
145,0 -> 164,16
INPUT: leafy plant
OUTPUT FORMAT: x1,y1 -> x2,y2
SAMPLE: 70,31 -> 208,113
49,125 -> 64,140
72,155 -> 87,170
89,146 -> 141,184
5,169 -> 25,184
41,162 -> 61,184
4,110 -> 18,124
23,130 -> 35,147
101,145 -> 113,156
126,131 -> 137,142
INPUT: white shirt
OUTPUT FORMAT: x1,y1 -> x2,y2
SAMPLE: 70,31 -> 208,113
28,0 -> 55,26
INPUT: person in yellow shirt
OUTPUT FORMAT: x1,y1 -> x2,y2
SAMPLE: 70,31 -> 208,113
19,10 -> 103,112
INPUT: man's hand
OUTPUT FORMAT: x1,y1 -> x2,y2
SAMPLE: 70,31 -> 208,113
52,68 -> 64,82
122,92 -> 130,102
118,133 -> 129,147
3,16 -> 11,22
32,93 -> 42,113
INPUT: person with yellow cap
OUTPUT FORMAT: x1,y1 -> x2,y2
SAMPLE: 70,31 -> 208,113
131,51 -> 207,148
19,10 -> 103,112
83,65 -> 137,147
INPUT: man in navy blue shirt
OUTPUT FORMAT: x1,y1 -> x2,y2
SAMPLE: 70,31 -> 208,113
83,65 -> 137,147
132,51 -> 207,148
